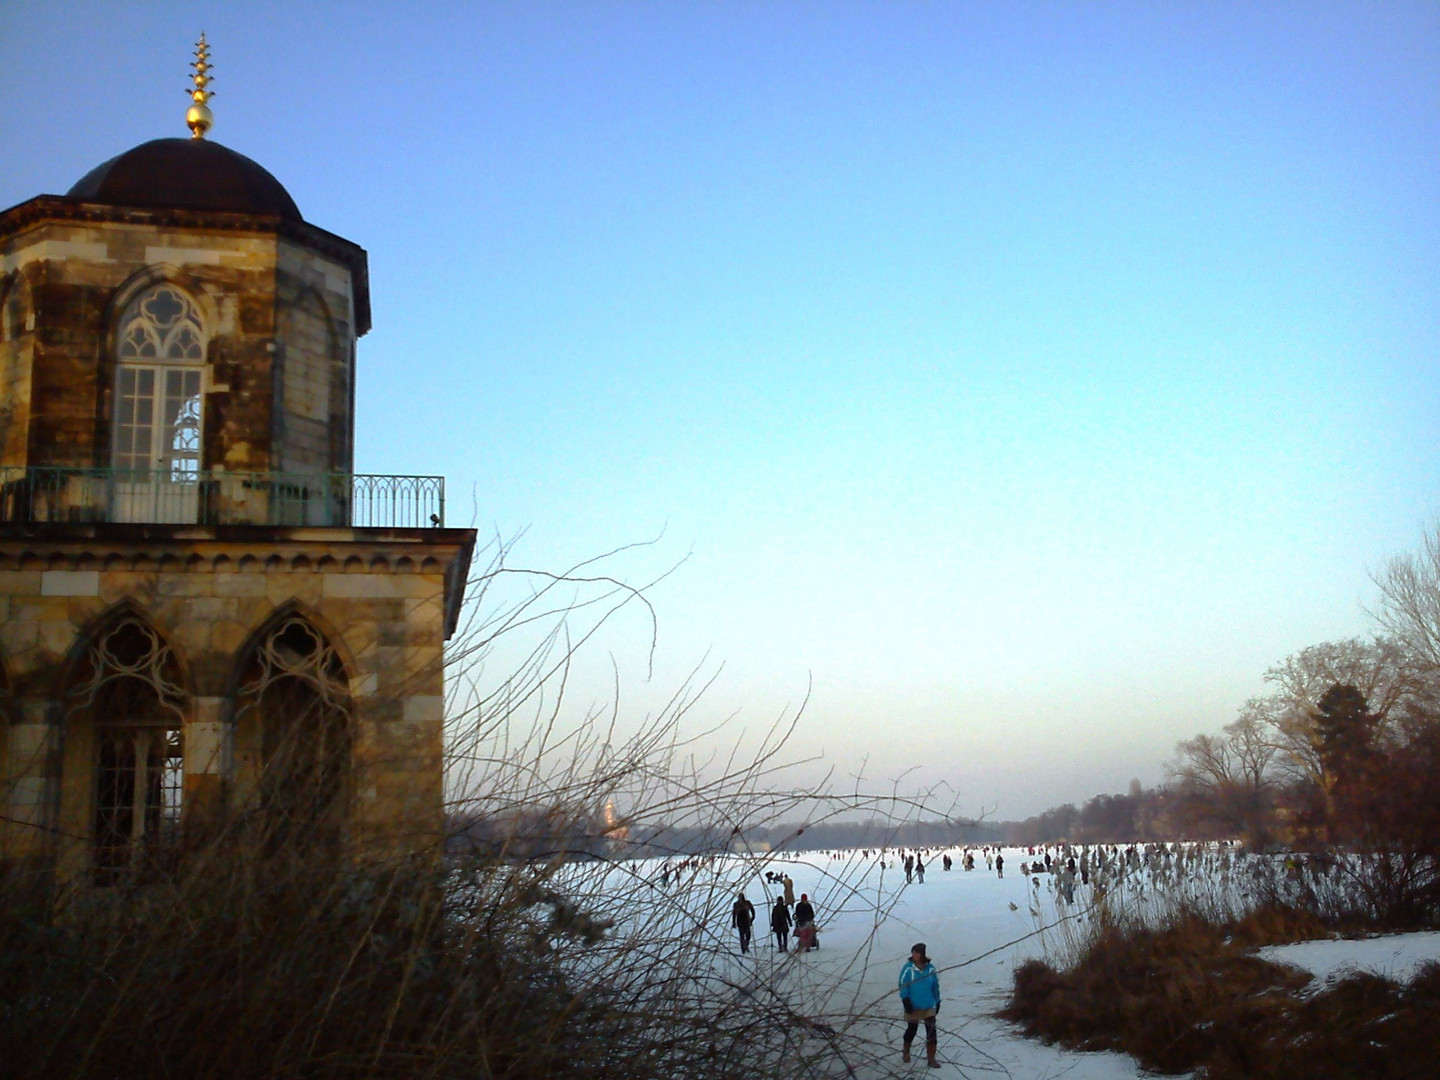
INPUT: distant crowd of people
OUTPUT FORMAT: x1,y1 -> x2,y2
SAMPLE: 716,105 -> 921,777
692,839 -> 1252,966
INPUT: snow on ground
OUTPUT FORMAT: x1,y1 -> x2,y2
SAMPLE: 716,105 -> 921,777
594,847 -> 1177,1079
1259,930 -> 1440,990
571,845 -> 1437,1078
741,848 -> 1157,1078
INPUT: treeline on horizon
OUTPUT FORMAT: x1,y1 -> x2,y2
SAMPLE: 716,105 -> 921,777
445,784 -> 1251,858
451,527 -> 1440,870
444,796 -> 1180,857
991,526 -> 1440,863
447,810 -> 1008,859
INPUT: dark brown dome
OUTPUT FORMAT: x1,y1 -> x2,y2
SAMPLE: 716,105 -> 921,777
67,138 -> 301,220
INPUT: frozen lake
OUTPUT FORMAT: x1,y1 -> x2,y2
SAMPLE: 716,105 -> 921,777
545,844 -> 1440,1078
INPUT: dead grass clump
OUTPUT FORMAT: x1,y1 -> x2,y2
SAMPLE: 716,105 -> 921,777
0,844 -> 807,1080
0,855 -> 575,1080
1006,906 -> 1440,1079
1001,910 -> 1312,1074
1207,963 -> 1440,1080
1226,901 -> 1333,948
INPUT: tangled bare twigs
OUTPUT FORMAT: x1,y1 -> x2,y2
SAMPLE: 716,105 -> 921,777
0,532 -> 967,1079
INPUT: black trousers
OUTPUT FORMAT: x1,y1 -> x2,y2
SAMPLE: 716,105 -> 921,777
737,924 -> 752,952
903,1017 -> 937,1044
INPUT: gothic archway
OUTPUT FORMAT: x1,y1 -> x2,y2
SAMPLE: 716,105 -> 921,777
1,271 -> 34,341
0,651 -> 10,829
233,612 -> 353,854
109,282 -> 209,522
64,611 -> 188,884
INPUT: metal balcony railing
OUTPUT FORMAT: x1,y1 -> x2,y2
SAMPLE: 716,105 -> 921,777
0,467 -> 445,529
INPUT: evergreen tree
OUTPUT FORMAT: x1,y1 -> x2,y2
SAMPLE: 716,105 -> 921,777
1312,682 -> 1377,785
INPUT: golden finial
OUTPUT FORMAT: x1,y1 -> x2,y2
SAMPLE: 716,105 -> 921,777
186,34 -> 214,139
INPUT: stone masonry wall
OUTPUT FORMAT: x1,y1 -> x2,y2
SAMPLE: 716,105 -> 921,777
0,531 -> 463,881
0,220 -> 356,477
275,240 -> 355,474
0,270 -> 35,465
0,221 -> 280,471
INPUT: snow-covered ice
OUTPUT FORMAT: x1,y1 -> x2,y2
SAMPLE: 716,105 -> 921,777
575,845 -> 1438,1078
582,847 -> 1174,1078
1259,930 -> 1440,990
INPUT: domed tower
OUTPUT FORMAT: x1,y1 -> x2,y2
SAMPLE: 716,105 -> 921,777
0,40 -> 474,884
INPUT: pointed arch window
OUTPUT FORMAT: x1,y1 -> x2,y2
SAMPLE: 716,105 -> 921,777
0,654 -> 10,794
2,272 -> 35,340
111,284 -> 207,522
67,617 -> 187,884
235,616 -> 352,853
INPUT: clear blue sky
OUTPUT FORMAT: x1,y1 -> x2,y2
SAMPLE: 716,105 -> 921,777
3,2 -> 1437,818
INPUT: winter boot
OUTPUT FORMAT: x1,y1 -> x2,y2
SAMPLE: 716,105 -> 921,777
901,1038 -> 912,1063
926,1042 -> 939,1068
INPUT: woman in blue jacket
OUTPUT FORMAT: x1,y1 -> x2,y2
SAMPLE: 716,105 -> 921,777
898,942 -> 940,1067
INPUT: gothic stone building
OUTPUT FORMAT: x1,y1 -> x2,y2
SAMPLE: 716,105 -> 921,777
0,129 -> 475,884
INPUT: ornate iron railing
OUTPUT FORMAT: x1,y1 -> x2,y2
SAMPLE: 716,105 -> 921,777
0,467 -> 445,529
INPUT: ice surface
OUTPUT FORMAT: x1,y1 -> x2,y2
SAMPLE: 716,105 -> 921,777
578,844 -> 1440,1077
1259,930 -> 1440,989
596,847 -> 1182,1078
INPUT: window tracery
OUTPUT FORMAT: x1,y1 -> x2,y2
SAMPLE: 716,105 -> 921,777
67,617 -> 187,884
235,616 -> 352,851
116,285 -> 206,364
2,272 -> 34,340
110,284 -> 207,516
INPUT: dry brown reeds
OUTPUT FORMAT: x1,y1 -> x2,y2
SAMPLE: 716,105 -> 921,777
1004,893 -> 1440,1078
0,534 -> 940,1079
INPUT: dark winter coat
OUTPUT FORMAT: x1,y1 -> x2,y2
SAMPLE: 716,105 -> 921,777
731,898 -> 755,930
770,901 -> 792,933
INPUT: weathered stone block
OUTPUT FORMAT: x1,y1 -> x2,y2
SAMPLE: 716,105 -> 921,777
213,572 -> 267,597
323,574 -> 441,600
401,695 -> 444,729
207,618 -> 250,655
7,722 -> 52,771
40,570 -> 99,596
185,718 -> 225,776
0,571 -> 42,596
156,572 -> 218,597
38,616 -> 81,657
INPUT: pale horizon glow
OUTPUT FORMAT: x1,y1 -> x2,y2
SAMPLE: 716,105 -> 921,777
3,2 -> 1436,819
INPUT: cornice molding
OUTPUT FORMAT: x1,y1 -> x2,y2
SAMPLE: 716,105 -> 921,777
0,526 -> 477,576
0,195 -> 372,335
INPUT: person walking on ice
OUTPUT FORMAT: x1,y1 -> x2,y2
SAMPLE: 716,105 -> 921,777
731,893 -> 756,954
770,894 -> 792,952
899,942 -> 941,1068
792,893 -> 818,951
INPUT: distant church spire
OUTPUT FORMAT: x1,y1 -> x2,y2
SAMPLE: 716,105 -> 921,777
186,34 -> 214,139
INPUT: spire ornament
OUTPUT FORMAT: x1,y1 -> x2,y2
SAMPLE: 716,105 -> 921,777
186,34 -> 214,139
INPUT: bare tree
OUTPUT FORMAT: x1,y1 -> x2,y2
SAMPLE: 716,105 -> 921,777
1257,637 -> 1408,787
1373,522 -> 1440,677
1168,711 -> 1276,848
1,531 -> 977,1080
1372,523 -> 1440,740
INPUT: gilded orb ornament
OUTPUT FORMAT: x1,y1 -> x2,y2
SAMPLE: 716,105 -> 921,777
186,33 -> 214,139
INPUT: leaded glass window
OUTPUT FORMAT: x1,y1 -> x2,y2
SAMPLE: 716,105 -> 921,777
111,285 -> 207,520
68,617 -> 187,884
116,285 -> 205,365
235,616 -> 353,853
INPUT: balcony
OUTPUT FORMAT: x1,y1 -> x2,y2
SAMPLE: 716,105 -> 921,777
0,467 -> 445,529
